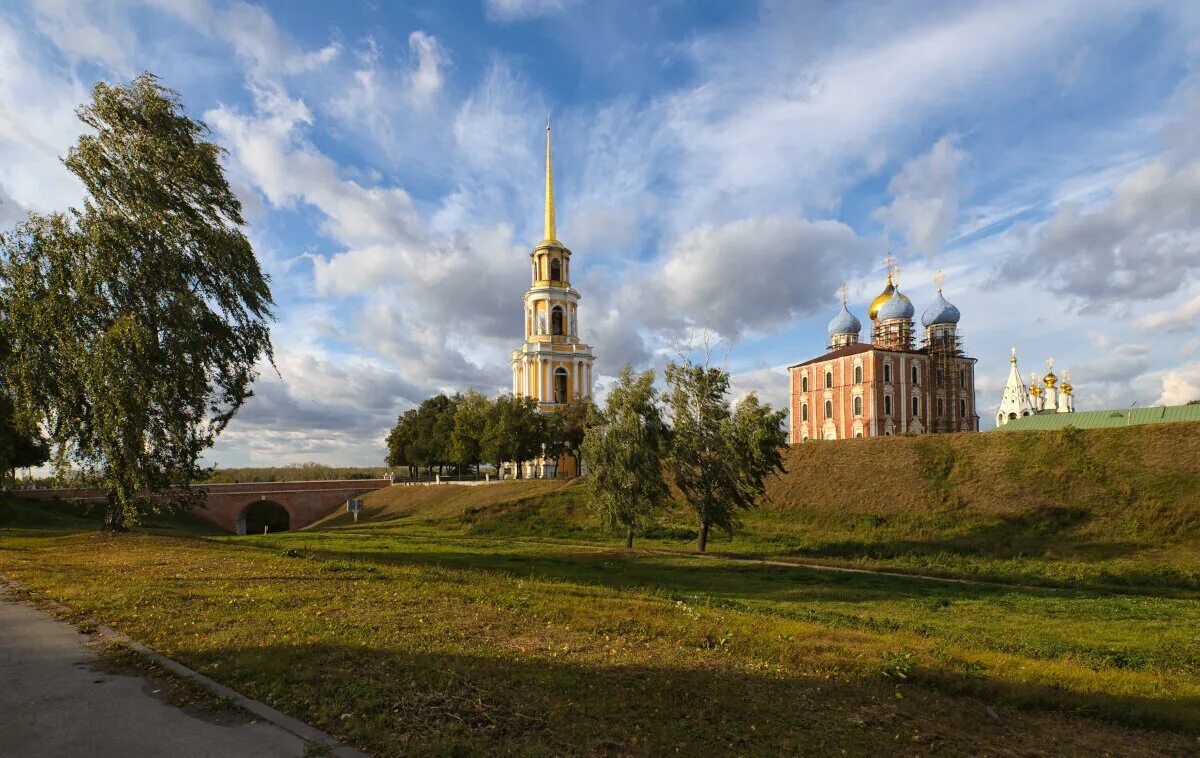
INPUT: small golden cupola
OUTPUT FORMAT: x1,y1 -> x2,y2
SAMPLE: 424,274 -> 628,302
1042,356 -> 1058,389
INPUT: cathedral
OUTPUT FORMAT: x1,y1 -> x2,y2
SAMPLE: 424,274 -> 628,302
508,120 -> 595,475
788,260 -> 978,442
995,349 -> 1075,426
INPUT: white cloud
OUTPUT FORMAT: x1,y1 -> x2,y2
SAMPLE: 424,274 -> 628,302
29,0 -> 130,70
873,136 -> 967,256
220,1 -> 340,81
635,215 -> 870,338
406,31 -> 449,109
1153,361 -> 1200,406
1132,294 -> 1200,332
484,0 -> 573,22
999,156 -> 1200,307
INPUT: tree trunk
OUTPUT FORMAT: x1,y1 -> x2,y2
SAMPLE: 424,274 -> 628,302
625,527 -> 634,549
698,520 -> 710,553
102,500 -> 126,532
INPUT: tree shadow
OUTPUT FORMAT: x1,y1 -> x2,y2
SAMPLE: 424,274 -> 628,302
175,641 -> 1197,757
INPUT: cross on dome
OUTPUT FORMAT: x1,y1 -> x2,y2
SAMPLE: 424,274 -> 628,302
934,270 -> 945,292
838,284 -> 848,304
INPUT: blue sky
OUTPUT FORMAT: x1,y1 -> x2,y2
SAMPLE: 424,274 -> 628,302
2,0 -> 1199,465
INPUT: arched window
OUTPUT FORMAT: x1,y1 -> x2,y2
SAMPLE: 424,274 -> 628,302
936,369 -> 944,387
532,261 -> 538,281
853,396 -> 863,416
801,404 -> 808,421
1009,412 -> 1017,420
937,398 -> 944,417
883,363 -> 892,383
854,365 -> 863,384
551,305 -> 564,336
550,257 -> 561,281
553,367 -> 569,404
825,370 -> 833,389
911,365 -> 919,385
855,432 -> 863,438
912,396 -> 920,417
824,399 -> 833,419
801,375 -> 808,392
884,395 -> 892,417
960,398 -> 967,417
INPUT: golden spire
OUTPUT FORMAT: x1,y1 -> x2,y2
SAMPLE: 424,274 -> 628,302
544,114 -> 556,242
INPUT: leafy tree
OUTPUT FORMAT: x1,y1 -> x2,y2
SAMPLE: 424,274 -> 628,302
665,358 -> 786,552
386,408 -> 420,478
556,395 -> 596,474
0,74 -> 274,529
482,394 -> 544,477
581,367 -> 668,548
450,390 -> 491,474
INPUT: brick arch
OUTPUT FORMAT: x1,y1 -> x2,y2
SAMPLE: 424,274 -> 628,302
236,499 -> 290,535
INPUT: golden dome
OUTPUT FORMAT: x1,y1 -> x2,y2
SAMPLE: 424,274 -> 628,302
1043,371 -> 1058,388
867,274 -> 910,320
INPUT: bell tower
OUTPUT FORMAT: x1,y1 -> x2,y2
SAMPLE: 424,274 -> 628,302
511,118 -> 595,407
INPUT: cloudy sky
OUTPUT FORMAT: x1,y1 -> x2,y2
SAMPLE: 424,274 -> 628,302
2,0 -> 1199,466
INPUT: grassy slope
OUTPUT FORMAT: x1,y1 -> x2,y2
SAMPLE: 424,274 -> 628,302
1,528 -> 1196,756
320,423 -> 1200,590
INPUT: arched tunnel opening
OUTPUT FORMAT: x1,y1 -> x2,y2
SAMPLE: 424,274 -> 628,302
237,500 -> 290,535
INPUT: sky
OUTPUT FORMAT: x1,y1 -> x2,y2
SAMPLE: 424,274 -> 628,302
2,0 -> 1199,467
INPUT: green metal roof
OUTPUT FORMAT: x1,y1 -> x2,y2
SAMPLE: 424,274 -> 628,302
992,404 -> 1200,431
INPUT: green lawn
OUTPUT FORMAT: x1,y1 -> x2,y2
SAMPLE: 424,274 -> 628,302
1,516 -> 1196,756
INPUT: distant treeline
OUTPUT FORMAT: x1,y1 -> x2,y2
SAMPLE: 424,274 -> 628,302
203,463 -> 389,484
387,391 -> 591,479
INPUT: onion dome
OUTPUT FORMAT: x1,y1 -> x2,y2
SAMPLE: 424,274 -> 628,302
877,288 -> 915,321
868,277 -> 896,321
921,290 -> 961,327
1043,358 -> 1058,388
827,302 -> 862,337
1061,369 -> 1073,395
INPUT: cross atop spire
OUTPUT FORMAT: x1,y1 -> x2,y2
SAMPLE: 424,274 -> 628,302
1047,356 -> 1055,371
882,253 -> 896,281
1011,346 -> 1017,364
934,269 -> 945,292
544,114 -> 556,242
838,284 -> 848,304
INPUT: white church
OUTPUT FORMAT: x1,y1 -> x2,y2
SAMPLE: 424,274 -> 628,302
996,348 -> 1076,426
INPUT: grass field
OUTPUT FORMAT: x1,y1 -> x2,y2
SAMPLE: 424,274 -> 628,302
0,514 -> 1197,754
317,424 -> 1200,593
1,424 -> 1197,754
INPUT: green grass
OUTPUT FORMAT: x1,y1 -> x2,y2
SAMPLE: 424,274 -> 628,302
1,514 -> 1197,755
318,422 -> 1200,593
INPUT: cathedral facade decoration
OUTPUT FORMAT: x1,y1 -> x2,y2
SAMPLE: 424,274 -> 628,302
510,119 -> 595,408
995,350 -> 1075,426
788,261 -> 979,443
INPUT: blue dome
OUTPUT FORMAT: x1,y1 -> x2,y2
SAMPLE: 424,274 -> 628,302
921,290 -> 961,327
877,289 -> 915,321
827,302 -> 862,336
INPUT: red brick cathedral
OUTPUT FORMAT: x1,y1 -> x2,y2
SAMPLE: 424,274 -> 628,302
789,263 -> 978,442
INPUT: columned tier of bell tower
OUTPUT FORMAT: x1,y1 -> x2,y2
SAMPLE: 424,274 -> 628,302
510,118 -> 595,408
